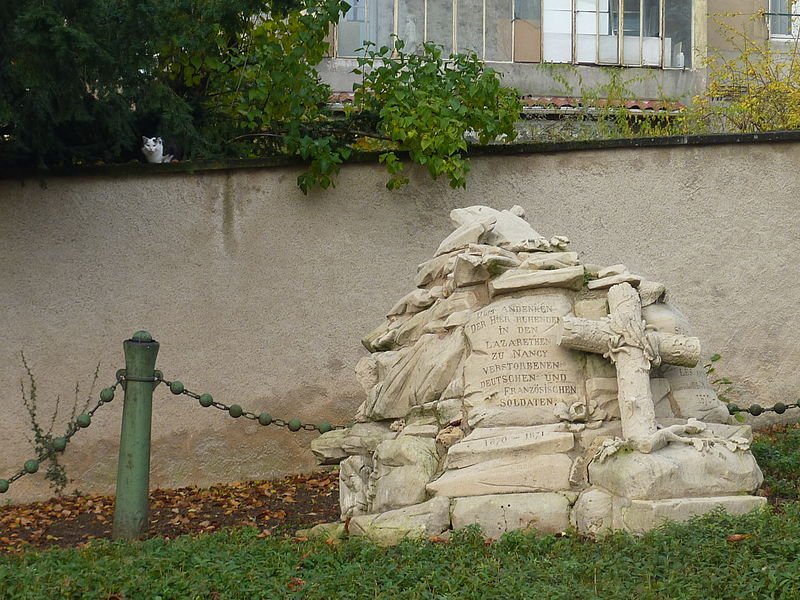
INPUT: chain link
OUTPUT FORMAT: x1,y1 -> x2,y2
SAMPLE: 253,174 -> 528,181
728,401 -> 800,417
0,379 -> 122,494
156,375 -> 346,434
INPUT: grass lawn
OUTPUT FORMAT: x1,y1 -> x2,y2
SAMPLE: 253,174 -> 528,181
1,424 -> 799,599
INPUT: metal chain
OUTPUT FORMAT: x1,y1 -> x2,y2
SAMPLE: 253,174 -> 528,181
154,374 -> 346,434
2,370 -> 347,493
728,401 -> 800,417
0,379 -> 122,494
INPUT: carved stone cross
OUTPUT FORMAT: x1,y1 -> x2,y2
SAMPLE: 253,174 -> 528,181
558,282 -> 701,443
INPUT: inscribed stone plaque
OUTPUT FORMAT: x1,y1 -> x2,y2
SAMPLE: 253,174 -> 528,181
463,292 -> 586,426
447,427 -> 575,469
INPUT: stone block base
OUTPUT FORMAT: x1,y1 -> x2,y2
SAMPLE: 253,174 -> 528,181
620,495 -> 767,533
572,488 -> 767,535
451,492 -> 572,539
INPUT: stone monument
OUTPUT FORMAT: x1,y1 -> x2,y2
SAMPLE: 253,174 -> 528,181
310,205 -> 765,544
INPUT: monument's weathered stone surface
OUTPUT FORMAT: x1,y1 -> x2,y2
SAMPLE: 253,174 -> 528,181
360,332 -> 466,419
347,496 -> 451,546
489,265 -> 585,294
643,303 -> 731,423
310,428 -> 349,465
311,205 -> 765,542
588,444 -> 763,500
427,453 -> 573,497
338,422 -> 397,455
451,493 -> 571,537
339,455 -> 373,519
370,436 -> 439,512
570,487 -> 615,535
618,496 -> 767,533
446,427 -> 574,469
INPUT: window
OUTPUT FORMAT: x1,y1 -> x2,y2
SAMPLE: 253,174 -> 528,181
337,0 -> 394,56
333,0 -> 691,68
334,0 -> 515,58
540,0 -> 691,67
769,0 -> 800,38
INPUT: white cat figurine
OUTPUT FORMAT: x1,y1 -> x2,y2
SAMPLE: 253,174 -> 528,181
141,136 -> 174,163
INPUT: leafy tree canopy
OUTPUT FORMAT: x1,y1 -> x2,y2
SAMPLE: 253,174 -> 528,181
0,0 -> 521,191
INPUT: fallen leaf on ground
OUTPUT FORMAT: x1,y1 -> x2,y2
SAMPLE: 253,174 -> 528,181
0,470 -> 340,553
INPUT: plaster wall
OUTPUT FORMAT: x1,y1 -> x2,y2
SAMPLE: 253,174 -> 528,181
1,140 -> 797,502
707,0 -> 765,50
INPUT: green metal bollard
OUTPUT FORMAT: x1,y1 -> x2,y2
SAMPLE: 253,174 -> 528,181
112,331 -> 160,540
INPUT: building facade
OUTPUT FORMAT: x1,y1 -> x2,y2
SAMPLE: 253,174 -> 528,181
318,1 -> 787,102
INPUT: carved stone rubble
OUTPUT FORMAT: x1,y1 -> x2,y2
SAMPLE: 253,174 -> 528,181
308,205 -> 765,544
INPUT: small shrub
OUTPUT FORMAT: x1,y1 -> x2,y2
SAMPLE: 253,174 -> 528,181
687,12 -> 800,133
18,352 -> 99,495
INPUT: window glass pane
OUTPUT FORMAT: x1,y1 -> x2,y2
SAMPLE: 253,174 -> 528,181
576,0 -> 597,63
515,0 -> 541,20
372,0 -> 395,51
770,0 -> 790,36
598,0 -> 619,63
599,31 -> 619,62
542,0 -> 572,62
338,0 -> 368,56
622,37 -> 640,64
486,0 -> 513,61
642,0 -> 659,65
664,0 -> 691,67
608,0 -> 620,34
794,0 -> 800,36
399,0 -> 425,52
576,34 -> 596,62
623,0 -> 640,36
622,0 -> 641,65
543,32 -> 571,61
427,0 -> 455,52
458,0 -> 484,54
642,36 -> 659,64
543,0 -> 572,33
576,10 -> 597,35
597,0 -> 611,34
642,0 -> 659,36
514,0 -> 541,62
774,0 -> 800,37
